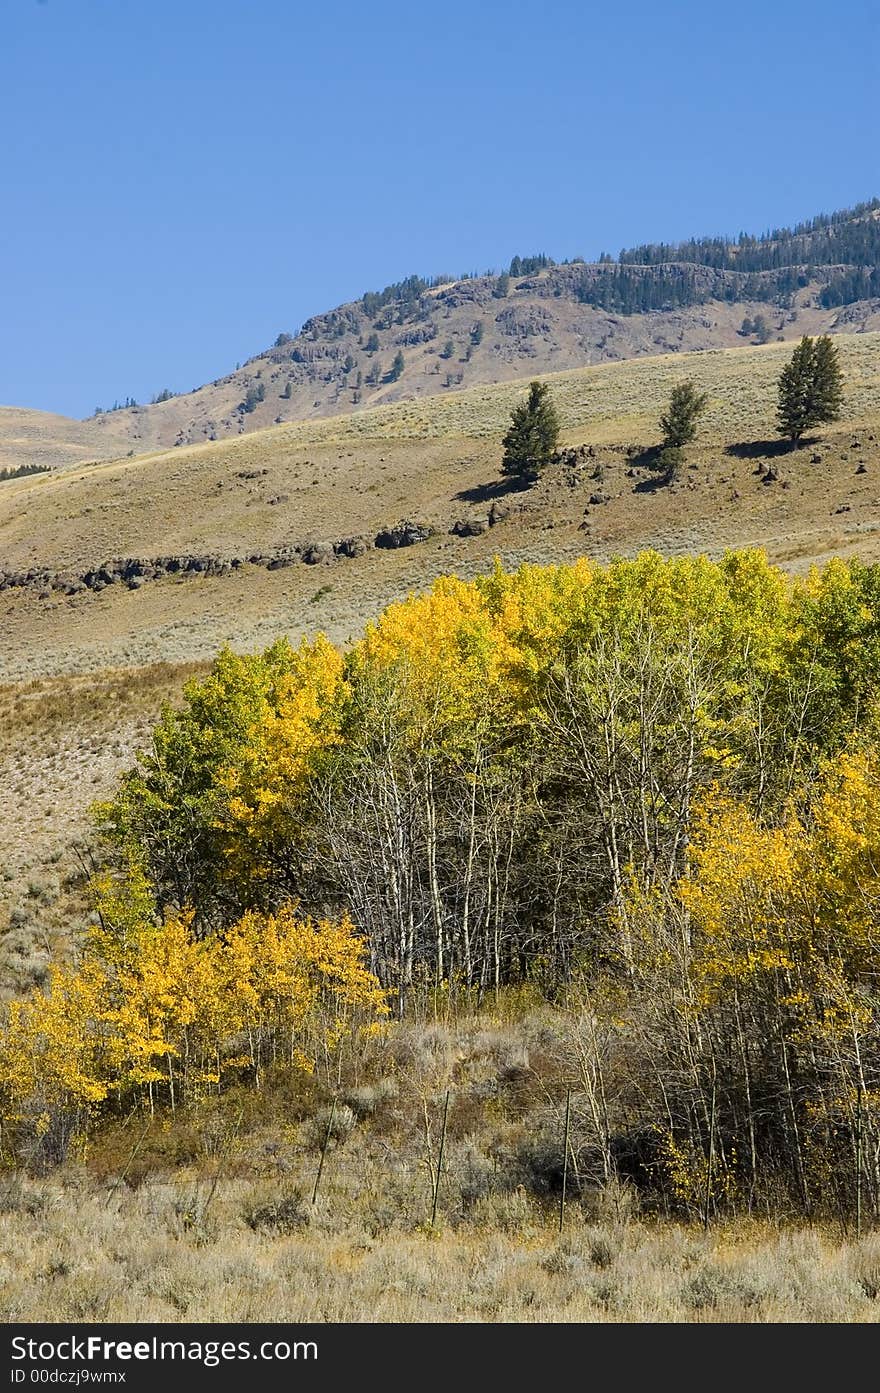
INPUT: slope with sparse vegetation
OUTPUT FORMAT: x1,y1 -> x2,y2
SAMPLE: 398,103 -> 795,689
1,316 -> 880,1324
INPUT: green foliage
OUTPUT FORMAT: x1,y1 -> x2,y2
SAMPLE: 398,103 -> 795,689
93,396 -> 138,416
509,254 -> 554,277
387,350 -> 405,383
813,333 -> 845,423
659,380 -> 708,449
0,463 -> 50,482
620,197 -> 880,275
94,637 -> 345,934
240,382 -> 266,414
361,275 -> 429,320
500,381 -> 560,483
578,266 -> 704,313
656,445 -> 684,482
776,334 -> 844,443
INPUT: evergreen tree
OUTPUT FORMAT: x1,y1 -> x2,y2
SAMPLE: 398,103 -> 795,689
280,379 -> 292,400
812,333 -> 845,425
387,350 -> 405,382
659,380 -> 708,448
240,382 -> 265,414
777,335 -> 843,443
500,381 -> 559,484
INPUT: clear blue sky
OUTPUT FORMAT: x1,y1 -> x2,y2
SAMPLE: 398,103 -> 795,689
2,0 -> 878,419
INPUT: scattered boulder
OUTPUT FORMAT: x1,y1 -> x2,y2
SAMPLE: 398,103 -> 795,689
554,444 -> 593,468
451,517 -> 489,537
589,491 -> 610,506
374,520 -> 434,549
335,536 -> 368,559
488,501 -> 512,526
302,541 -> 335,565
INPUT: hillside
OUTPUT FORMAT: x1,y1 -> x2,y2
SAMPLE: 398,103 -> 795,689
87,287 -> 878,455
2,335 -> 880,1315
3,333 -> 880,687
4,202 -> 879,473
71,198 -> 880,448
0,406 -> 130,475
1,332 -> 878,990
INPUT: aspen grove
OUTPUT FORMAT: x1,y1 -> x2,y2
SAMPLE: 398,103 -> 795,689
5,548 -> 880,1218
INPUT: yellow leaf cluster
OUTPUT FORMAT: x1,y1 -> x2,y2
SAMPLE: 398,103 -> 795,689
0,905 -> 387,1125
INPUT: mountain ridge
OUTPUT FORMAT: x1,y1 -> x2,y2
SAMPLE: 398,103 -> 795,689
3,199 -> 879,472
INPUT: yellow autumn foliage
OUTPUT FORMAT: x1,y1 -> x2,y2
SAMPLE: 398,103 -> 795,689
0,905 -> 387,1131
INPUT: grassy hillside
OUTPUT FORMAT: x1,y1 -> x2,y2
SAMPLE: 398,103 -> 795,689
43,290 -> 880,456
1,333 -> 879,685
3,331 -> 880,1322
4,201 -> 877,474
0,406 -> 130,474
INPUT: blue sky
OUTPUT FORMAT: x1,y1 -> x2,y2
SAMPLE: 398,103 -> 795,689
2,0 -> 878,418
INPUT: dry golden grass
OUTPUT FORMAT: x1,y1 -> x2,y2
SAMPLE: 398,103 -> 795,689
2,333 -> 879,574
6,270 -> 878,460
0,406 -> 130,474
3,997 -> 880,1324
2,961 -> 880,1323
2,1177 -> 879,1322
1,338 -> 879,1323
0,662 -> 208,995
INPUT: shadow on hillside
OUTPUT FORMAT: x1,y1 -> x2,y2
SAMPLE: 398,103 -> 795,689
453,477 -> 528,504
629,444 -> 673,492
630,444 -> 663,471
633,472 -> 672,494
725,438 -> 798,460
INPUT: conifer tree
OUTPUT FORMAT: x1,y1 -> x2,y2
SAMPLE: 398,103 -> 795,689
659,380 -> 708,448
777,335 -> 843,443
501,381 -> 559,484
812,333 -> 844,426
388,350 -> 405,382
